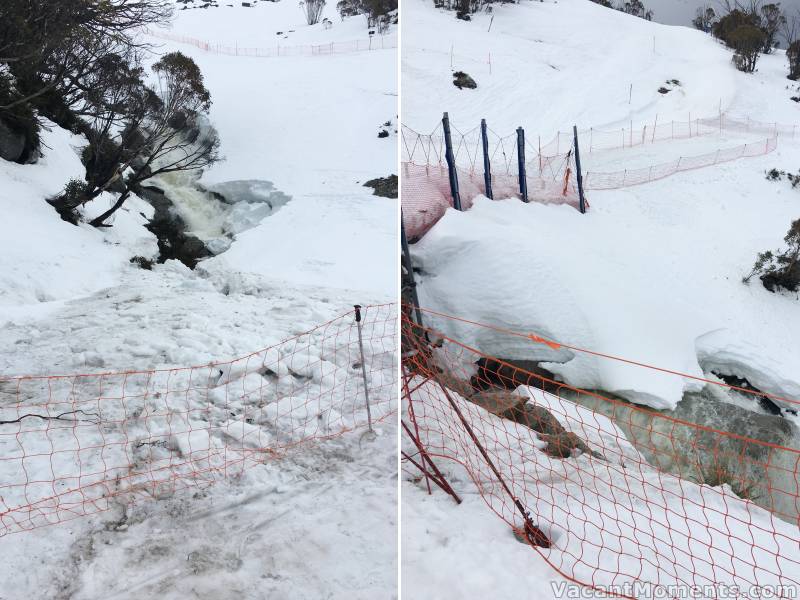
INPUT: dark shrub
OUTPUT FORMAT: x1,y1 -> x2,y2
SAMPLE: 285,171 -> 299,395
130,256 -> 155,270
744,219 -> 800,293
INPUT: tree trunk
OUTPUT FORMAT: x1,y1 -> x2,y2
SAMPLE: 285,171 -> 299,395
89,190 -> 130,227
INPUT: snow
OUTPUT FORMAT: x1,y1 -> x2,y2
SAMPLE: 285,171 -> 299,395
0,123 -> 158,312
0,1 -> 397,597
169,0 -> 389,47
404,379 -> 800,599
144,8 -> 398,297
403,0 -> 800,596
413,168 -> 800,411
404,0 -> 800,410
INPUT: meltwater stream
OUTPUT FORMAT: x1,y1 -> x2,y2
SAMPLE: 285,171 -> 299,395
559,384 -> 800,526
148,169 -> 292,258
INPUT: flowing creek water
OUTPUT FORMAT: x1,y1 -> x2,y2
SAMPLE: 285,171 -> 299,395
138,170 -> 291,268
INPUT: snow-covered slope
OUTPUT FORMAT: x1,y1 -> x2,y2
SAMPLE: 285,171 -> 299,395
403,0 -> 799,134
403,0 -> 800,597
404,0 -> 800,410
0,2 -> 397,598
0,124 -> 158,313
149,3 -> 398,296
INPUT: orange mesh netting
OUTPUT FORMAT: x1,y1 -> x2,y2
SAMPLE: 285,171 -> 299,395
0,304 -> 396,537
402,306 -> 800,599
402,113 -> 788,241
142,27 -> 396,57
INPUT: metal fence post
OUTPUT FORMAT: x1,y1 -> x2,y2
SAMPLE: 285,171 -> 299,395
573,125 -> 586,214
481,119 -> 493,199
401,215 -> 424,329
442,112 -> 462,211
538,135 -> 542,174
516,127 -> 528,203
353,305 -> 373,432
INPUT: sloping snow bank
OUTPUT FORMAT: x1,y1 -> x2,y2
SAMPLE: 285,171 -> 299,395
696,331 -> 800,410
413,151 -> 800,409
0,123 -> 157,312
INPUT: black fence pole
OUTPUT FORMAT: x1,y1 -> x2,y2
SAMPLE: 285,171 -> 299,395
481,118 -> 493,199
573,125 -> 586,214
516,127 -> 528,203
435,382 -> 550,547
442,112 -> 462,211
400,214 -> 424,328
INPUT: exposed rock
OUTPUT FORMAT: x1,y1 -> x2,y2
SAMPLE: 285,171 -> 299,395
471,357 -> 562,394
363,174 -> 397,199
0,118 -> 26,163
452,71 -> 477,90
538,431 -> 597,459
466,388 -> 603,460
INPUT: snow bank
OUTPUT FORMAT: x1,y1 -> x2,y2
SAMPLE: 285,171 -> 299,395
414,151 -> 800,410
696,330 -> 800,410
0,123 -> 158,312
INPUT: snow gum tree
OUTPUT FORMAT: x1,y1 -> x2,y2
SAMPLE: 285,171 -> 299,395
760,3 -> 785,53
0,0 -> 173,162
86,52 -> 220,227
744,219 -> 800,293
788,40 -> 800,79
730,24 -> 766,72
693,5 -> 717,31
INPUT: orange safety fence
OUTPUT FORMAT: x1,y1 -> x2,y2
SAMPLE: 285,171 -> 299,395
401,122 -> 578,241
142,27 -> 397,57
543,112 -> 798,158
584,136 -> 777,191
401,162 -> 579,242
402,306 -> 800,599
402,112 -> 787,241
0,304 -> 397,537
403,43 -> 495,75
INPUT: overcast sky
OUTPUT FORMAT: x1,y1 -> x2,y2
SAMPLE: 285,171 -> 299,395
646,0 -> 800,36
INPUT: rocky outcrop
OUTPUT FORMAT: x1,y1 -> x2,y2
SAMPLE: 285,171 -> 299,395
436,374 -> 603,461
363,175 -> 397,199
